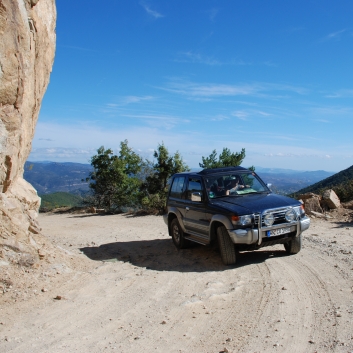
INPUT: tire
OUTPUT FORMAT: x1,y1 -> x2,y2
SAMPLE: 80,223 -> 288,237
217,225 -> 236,265
284,233 -> 302,254
170,218 -> 189,249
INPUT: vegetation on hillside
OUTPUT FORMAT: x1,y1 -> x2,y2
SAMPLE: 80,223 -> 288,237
291,165 -> 353,202
40,192 -> 83,211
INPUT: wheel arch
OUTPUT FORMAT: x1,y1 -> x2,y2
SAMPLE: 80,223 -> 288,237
166,207 -> 185,236
209,215 -> 233,244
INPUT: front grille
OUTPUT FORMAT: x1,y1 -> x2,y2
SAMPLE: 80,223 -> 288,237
255,207 -> 292,228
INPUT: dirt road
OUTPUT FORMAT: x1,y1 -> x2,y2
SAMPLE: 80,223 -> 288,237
1,212 -> 353,352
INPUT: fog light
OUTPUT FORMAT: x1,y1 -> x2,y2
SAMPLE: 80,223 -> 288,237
263,214 -> 274,226
285,209 -> 296,222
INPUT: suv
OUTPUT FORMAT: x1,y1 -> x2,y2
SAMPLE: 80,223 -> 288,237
163,166 -> 310,265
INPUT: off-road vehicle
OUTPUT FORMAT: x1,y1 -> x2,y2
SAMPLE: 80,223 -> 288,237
163,166 -> 310,265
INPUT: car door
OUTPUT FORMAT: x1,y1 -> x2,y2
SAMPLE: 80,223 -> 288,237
183,176 -> 209,237
168,176 -> 187,220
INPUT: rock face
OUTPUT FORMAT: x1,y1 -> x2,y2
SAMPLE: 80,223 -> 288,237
0,0 -> 56,265
322,189 -> 341,209
300,190 -> 343,217
302,195 -> 324,215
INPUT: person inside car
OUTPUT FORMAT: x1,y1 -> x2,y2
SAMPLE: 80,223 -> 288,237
225,176 -> 246,195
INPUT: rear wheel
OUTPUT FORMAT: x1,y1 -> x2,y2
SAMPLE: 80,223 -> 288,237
284,233 -> 302,254
170,218 -> 189,249
217,225 -> 236,265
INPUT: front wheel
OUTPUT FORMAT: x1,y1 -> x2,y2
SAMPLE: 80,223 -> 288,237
170,218 -> 189,249
217,225 -> 237,265
284,233 -> 302,254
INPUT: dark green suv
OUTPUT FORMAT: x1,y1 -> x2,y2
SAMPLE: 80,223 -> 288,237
163,166 -> 310,265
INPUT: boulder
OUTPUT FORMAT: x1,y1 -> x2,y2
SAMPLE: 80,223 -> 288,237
322,189 -> 341,209
299,193 -> 322,201
310,211 -> 326,219
0,0 -> 56,265
300,193 -> 323,215
342,200 -> 353,210
305,198 -> 324,215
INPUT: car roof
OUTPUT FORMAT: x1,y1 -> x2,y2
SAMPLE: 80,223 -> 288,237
172,166 -> 250,178
198,166 -> 249,175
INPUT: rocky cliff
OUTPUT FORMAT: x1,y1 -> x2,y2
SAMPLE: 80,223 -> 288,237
0,0 -> 56,266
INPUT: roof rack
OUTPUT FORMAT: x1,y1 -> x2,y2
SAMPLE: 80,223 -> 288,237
197,166 -> 248,175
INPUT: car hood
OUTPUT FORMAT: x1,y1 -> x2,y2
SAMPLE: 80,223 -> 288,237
211,193 -> 301,214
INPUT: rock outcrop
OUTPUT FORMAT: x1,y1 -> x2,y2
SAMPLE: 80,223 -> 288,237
0,0 -> 56,266
322,189 -> 341,209
299,193 -> 323,215
300,189 -> 342,217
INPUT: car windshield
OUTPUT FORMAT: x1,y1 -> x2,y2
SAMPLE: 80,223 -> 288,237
204,172 -> 269,199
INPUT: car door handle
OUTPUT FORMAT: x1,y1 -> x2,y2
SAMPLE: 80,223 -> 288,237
186,207 -> 190,211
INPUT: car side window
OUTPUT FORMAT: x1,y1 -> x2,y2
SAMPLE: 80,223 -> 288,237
170,176 -> 186,199
187,177 -> 204,202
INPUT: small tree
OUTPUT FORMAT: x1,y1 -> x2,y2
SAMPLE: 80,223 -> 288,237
141,143 -> 189,212
199,148 -> 246,169
85,140 -> 143,212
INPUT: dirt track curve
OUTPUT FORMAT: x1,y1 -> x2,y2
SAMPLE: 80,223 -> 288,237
1,212 -> 352,353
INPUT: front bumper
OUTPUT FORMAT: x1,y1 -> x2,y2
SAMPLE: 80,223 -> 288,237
228,215 -> 311,245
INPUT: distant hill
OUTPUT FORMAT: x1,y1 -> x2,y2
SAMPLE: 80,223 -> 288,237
40,192 -> 84,211
292,165 -> 353,202
24,161 -> 92,194
24,161 -> 337,198
255,168 -> 335,195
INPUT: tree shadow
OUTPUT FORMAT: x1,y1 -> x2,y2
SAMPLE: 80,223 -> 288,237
68,212 -> 159,219
80,239 -> 288,273
68,213 -> 117,219
332,221 -> 353,229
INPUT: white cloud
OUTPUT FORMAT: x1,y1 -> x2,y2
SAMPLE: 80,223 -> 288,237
232,111 -> 249,120
206,8 -> 219,22
119,96 -> 155,105
321,29 -> 347,42
175,52 -> 253,66
159,79 -> 308,98
309,106 -> 353,116
325,89 -> 353,98
210,115 -> 229,121
176,51 -> 221,66
231,109 -> 272,120
140,2 -> 164,19
314,119 -> 330,123
28,121 -> 353,171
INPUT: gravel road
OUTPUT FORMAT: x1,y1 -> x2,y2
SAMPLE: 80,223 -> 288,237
1,211 -> 352,352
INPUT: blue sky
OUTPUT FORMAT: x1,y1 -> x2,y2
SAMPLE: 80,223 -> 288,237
29,0 -> 353,172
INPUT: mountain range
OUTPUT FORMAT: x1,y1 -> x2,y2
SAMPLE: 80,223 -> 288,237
292,164 -> 353,202
24,161 -> 91,195
24,161 -> 335,196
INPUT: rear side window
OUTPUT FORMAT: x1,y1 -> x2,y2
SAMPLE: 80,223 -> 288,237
170,176 -> 186,199
187,177 -> 204,201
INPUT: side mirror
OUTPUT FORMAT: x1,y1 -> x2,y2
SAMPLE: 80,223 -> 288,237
191,192 -> 202,202
267,183 -> 272,191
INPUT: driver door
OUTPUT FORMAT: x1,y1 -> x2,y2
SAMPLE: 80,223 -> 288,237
183,177 -> 209,237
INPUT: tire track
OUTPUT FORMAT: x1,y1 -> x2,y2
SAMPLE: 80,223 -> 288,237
239,251 -> 339,352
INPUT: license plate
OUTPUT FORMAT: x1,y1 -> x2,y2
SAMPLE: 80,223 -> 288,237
267,227 -> 291,237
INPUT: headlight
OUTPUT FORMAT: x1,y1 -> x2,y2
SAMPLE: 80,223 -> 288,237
285,209 -> 297,222
263,214 -> 274,226
231,214 -> 253,226
293,205 -> 305,217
